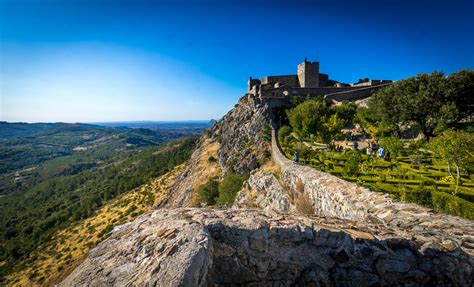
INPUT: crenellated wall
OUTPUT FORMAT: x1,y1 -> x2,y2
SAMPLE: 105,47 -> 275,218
271,128 -> 474,255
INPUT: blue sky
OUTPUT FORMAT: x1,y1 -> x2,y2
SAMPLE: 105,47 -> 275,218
1,0 -> 473,122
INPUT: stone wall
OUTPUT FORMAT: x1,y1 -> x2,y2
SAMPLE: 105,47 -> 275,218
62,208 -> 474,286
271,128 -> 474,256
325,83 -> 391,101
260,75 -> 299,87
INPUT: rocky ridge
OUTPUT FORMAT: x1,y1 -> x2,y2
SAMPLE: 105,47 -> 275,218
62,208 -> 473,286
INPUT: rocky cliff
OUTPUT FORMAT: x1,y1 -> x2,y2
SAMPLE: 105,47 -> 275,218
160,97 -> 273,207
61,97 -> 474,286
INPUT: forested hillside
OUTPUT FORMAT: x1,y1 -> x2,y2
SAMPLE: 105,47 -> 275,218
0,122 -> 199,282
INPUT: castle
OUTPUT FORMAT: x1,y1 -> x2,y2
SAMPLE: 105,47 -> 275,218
247,58 -> 392,106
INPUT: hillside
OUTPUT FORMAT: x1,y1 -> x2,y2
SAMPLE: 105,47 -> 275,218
60,93 -> 473,286
0,122 -> 199,284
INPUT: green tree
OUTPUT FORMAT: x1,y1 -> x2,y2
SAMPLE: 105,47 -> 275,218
320,113 -> 345,145
278,125 -> 292,146
330,102 -> 357,126
429,130 -> 474,190
367,70 -> 473,140
287,99 -> 330,139
344,150 -> 362,176
287,99 -> 344,146
445,69 -> 474,120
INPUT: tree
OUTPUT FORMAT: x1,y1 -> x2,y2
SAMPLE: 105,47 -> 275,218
278,125 -> 292,146
320,113 -> 345,145
330,102 -> 357,126
367,70 -> 474,141
429,130 -> 474,191
287,99 -> 344,146
445,69 -> 474,120
287,99 -> 329,139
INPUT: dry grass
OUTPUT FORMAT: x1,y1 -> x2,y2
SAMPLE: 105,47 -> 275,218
284,178 -> 314,214
295,179 -> 305,193
295,192 -> 315,215
260,158 -> 281,178
5,164 -> 186,287
234,186 -> 259,208
187,137 -> 222,206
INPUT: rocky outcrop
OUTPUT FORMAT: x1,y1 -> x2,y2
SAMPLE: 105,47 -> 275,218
271,128 -> 474,256
162,98 -> 273,208
62,208 -> 473,286
214,98 -> 272,174
233,169 -> 294,213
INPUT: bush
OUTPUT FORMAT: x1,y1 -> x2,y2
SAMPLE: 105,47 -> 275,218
402,185 -> 433,207
278,126 -> 292,146
198,177 -> 219,205
207,156 -> 217,163
431,191 -> 474,219
344,150 -> 362,176
409,154 -> 422,165
216,173 -> 249,206
379,136 -> 405,157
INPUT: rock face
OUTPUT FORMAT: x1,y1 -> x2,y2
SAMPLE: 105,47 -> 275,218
233,169 -> 294,213
162,98 -> 273,208
214,98 -> 272,174
62,208 -> 473,286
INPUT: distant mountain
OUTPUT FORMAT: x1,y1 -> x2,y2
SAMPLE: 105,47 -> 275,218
0,121 -> 59,141
92,120 -> 213,130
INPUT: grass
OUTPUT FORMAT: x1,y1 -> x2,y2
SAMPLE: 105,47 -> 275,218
186,137 -> 222,206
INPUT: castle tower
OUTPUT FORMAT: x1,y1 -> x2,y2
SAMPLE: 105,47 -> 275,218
297,58 -> 319,88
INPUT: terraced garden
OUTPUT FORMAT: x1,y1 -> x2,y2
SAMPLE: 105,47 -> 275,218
280,136 -> 474,220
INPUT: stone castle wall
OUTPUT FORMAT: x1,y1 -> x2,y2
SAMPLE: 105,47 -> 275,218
325,83 -> 391,101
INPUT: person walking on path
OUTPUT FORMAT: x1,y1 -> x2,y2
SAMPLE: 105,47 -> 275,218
293,151 -> 299,163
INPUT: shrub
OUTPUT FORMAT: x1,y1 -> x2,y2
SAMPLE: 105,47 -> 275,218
257,150 -> 271,167
409,154 -> 422,165
295,179 -> 305,193
216,173 -> 249,206
198,177 -> 219,205
344,150 -> 362,176
431,191 -> 474,219
261,124 -> 272,143
403,185 -> 433,207
379,136 -> 405,157
278,125 -> 292,146
207,156 -> 217,163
